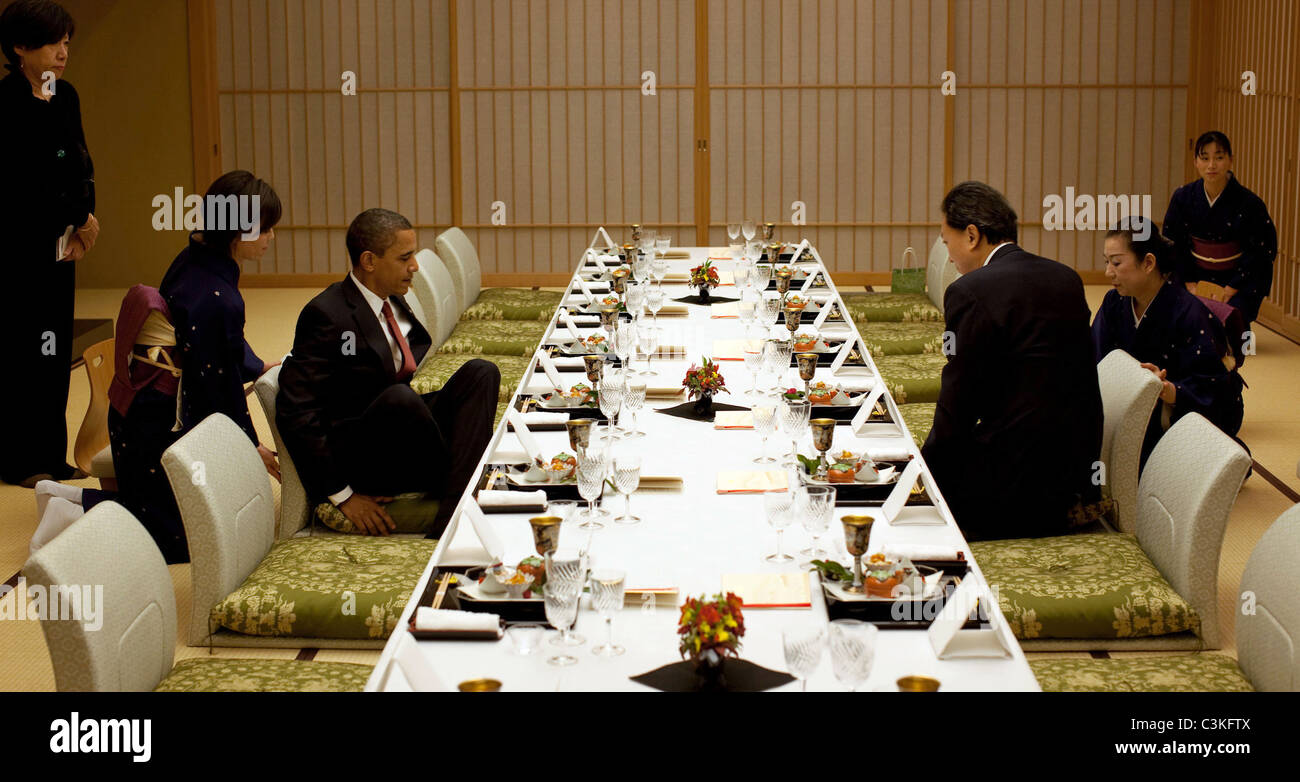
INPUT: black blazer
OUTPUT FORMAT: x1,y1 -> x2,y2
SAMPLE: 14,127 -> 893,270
277,276 -> 432,500
921,244 -> 1103,539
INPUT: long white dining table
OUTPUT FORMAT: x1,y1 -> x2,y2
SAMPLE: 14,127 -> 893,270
366,244 -> 1040,692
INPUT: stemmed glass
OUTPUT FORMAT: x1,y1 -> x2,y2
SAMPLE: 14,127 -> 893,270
646,285 -> 665,328
600,371 -> 626,438
632,252 -> 650,284
800,485 -> 835,562
576,452 -> 609,529
625,282 -> 647,322
752,400 -> 778,464
635,327 -> 659,377
622,380 -> 647,437
613,453 -> 642,525
614,322 -> 638,375
741,218 -> 757,243
651,256 -> 668,286
734,262 -> 752,291
752,261 -> 773,291
655,235 -> 670,260
738,288 -> 759,329
829,619 -> 878,692
546,550 -> 588,647
543,583 -> 582,666
589,569 -> 627,656
741,341 -> 764,398
782,625 -> 826,692
761,292 -> 782,328
727,223 -> 741,243
764,490 -> 794,563
780,399 -> 811,466
762,339 -> 792,394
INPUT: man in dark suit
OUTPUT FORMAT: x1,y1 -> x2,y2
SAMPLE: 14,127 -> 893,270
922,181 -> 1103,541
277,208 -> 499,537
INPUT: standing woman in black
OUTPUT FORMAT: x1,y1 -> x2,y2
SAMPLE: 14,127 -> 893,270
0,0 -> 98,487
1161,131 -> 1277,329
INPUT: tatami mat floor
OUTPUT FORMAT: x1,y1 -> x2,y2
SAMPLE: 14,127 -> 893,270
1,284 -> 1296,690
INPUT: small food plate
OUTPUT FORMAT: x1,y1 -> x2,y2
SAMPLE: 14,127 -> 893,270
802,464 -> 898,487
819,570 -> 989,629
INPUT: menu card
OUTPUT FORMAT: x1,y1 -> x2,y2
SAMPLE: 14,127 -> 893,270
711,339 -> 748,361
721,573 -> 811,608
713,411 -> 754,429
710,302 -> 739,319
716,471 -> 788,494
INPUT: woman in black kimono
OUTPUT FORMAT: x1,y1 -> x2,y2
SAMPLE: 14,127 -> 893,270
1092,219 -> 1244,468
1161,131 -> 1277,327
35,171 -> 283,563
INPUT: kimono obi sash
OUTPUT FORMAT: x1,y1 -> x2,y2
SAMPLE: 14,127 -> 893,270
1191,237 -> 1243,271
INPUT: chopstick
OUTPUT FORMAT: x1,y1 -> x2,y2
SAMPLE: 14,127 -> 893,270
431,572 -> 453,610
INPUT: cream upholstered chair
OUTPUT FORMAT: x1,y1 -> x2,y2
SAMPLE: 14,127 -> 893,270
24,501 -> 370,691
403,287 -> 430,332
72,338 -> 117,486
251,365 -> 311,539
436,226 -> 563,321
409,248 -> 460,346
973,413 -> 1251,652
161,414 -> 434,649
435,226 -> 482,312
1097,349 -> 1163,532
1030,502 -> 1300,691
924,236 -> 950,313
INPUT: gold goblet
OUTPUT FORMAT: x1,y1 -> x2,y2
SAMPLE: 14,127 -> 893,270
528,516 -> 563,557
840,515 -> 875,594
810,418 -> 836,477
630,224 -> 642,242
611,268 -> 629,298
768,242 -> 782,264
583,354 -> 604,399
566,418 -> 594,455
784,305 -> 803,337
762,222 -> 775,242
896,675 -> 941,692
458,678 -> 503,692
796,353 -> 818,395
599,306 -> 620,343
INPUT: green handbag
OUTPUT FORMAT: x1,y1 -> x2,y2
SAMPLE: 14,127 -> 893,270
891,246 -> 927,294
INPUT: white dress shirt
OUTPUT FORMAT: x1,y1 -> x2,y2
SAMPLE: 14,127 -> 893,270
982,241 -> 1013,267
330,273 -> 416,507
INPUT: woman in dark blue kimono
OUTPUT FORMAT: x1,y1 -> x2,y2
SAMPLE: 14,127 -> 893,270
1092,219 -> 1244,469
1161,131 -> 1277,327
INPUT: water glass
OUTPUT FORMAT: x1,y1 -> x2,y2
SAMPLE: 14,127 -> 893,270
626,281 -> 647,320
726,223 -> 741,242
508,623 -> 545,656
543,584 -> 582,666
623,380 -> 647,437
741,341 -> 764,397
780,399 -> 812,466
589,569 -> 627,657
782,625 -> 826,692
636,326 -> 659,377
615,322 -> 638,373
734,262 -> 752,290
599,372 -> 626,438
646,285 -> 665,327
829,619 -> 878,691
800,485 -> 835,561
611,454 -> 642,524
576,455 -> 608,529
753,262 -> 773,290
741,218 -> 757,242
763,490 -> 794,563
752,401 -> 778,464
738,288 -> 759,328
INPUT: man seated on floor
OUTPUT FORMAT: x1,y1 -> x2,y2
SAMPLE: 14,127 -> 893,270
277,208 -> 499,537
921,181 -> 1103,541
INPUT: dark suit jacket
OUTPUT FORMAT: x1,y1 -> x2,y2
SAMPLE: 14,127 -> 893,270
921,244 -> 1103,540
277,276 -> 431,500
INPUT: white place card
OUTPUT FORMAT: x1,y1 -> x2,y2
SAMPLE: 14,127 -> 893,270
460,501 -> 505,566
588,226 -> 616,251
927,576 -> 1011,659
504,406 -> 544,465
849,383 -> 886,432
533,349 -> 566,391
881,458 -> 922,524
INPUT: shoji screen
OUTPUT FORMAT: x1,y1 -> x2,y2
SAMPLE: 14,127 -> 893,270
214,0 -> 454,276
456,0 -> 697,278
952,0 -> 1191,275
707,0 -> 948,276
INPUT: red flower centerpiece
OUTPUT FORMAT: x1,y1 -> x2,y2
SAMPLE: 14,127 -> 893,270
689,260 -> 721,303
678,592 -> 746,690
682,357 -> 728,417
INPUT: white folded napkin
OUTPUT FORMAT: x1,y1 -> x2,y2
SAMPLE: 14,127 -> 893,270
876,544 -> 963,561
477,489 -> 548,509
866,447 -> 912,461
521,412 -> 569,426
414,608 -> 501,633
838,378 -> 877,394
551,356 -> 586,369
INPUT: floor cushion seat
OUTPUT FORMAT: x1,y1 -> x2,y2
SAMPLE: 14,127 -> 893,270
971,533 -> 1200,641
462,288 -> 565,322
842,292 -> 942,323
859,321 -> 945,356
155,657 -> 373,692
314,493 -> 441,535
410,353 -> 531,401
1029,654 -> 1251,692
209,536 -> 436,640
875,353 -> 947,404
896,402 -> 936,447
439,319 -> 546,357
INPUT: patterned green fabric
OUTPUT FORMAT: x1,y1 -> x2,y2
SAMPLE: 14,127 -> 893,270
439,320 -> 545,357
842,292 -> 942,323
494,400 -> 509,429
1030,655 -> 1252,693
971,533 -> 1200,641
410,353 -> 530,401
155,658 -> 373,693
314,493 -> 441,535
462,288 -> 565,322
897,402 -> 936,448
211,537 -> 436,640
890,268 -> 928,294
859,322 -> 945,357
875,353 -> 946,404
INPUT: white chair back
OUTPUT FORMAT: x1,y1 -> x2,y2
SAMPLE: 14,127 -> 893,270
1135,413 -> 1251,649
1096,349 -> 1163,532
24,502 -> 176,691
436,227 -> 483,312
411,248 -> 460,346
925,236 -> 948,311
252,365 -> 312,539
1237,503 -> 1300,691
161,413 -> 277,645
403,288 -> 430,332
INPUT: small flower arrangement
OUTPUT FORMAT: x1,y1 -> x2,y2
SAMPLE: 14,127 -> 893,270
682,357 -> 728,400
689,260 -> 721,290
678,592 -> 746,659
782,387 -> 805,401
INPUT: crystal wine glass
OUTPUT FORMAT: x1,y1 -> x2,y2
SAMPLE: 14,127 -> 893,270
764,490 -> 794,563
780,398 -> 812,467
741,341 -> 764,398
741,218 -> 757,243
753,262 -> 772,291
599,371 -> 626,439
655,235 -> 670,259
727,222 -> 741,243
651,256 -> 668,286
782,624 -> 826,692
613,453 -> 642,525
576,452 -> 608,530
623,380 -> 647,437
752,401 -> 778,465
543,583 -> 582,666
646,285 -> 665,328
589,568 -> 626,657
800,485 -> 835,562
635,326 -> 659,377
625,281 -> 646,322
829,619 -> 878,692
615,322 -> 637,375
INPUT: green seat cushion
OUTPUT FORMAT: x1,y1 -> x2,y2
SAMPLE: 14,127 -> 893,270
314,492 -> 440,535
210,536 -> 436,640
155,658 -> 373,692
859,322 -> 945,357
1029,655 -> 1251,692
462,288 -> 565,322
875,353 -> 946,404
410,353 -> 530,401
897,402 -> 936,448
439,320 -> 545,357
971,533 -> 1200,641
842,292 -> 942,323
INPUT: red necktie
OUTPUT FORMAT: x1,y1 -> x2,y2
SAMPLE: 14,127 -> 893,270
380,300 -> 417,381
